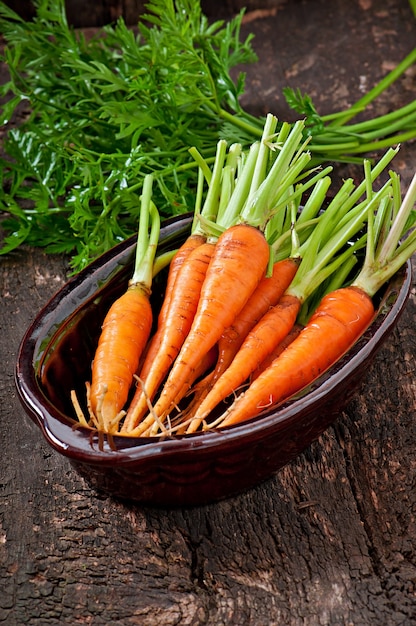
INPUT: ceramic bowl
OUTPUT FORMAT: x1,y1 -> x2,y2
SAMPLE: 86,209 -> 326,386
15,214 -> 412,507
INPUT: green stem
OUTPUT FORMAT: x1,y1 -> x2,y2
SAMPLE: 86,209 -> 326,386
188,147 -> 213,185
248,113 -> 278,196
239,120 -> 307,226
191,139 -> 228,236
308,129 -> 416,157
130,175 -> 160,288
152,249 -> 177,277
211,104 -> 264,138
298,235 -> 366,304
343,111 -> 416,143
268,163 -> 332,222
217,140 -> 260,228
287,152 -> 401,304
298,253 -> 358,326
296,176 -> 332,224
217,143 -> 243,221
191,167 -> 205,233
134,174 -> 153,271
353,171 -> 416,296
272,218 -> 320,262
378,171 -> 416,263
319,100 -> 416,137
286,199 -> 368,304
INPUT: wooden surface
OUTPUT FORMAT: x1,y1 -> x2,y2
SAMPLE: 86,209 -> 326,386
1,1 -> 416,624
4,0 -> 286,27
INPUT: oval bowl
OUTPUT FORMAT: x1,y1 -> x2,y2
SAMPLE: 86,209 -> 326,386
15,214 -> 412,507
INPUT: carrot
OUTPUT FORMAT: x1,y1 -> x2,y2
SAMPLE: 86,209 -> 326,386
156,233 -> 207,324
178,256 -> 300,428
132,232 -> 206,394
121,139 -> 236,433
88,283 -> 153,432
152,148 -> 221,326
218,286 -> 375,428
213,257 -> 301,379
250,323 -> 303,380
216,168 -> 416,429
121,238 -> 217,431
140,222 -> 271,428
184,175 -> 375,433
71,174 -> 160,433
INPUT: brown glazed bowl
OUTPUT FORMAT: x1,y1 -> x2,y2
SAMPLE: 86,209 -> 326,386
15,214 -> 412,507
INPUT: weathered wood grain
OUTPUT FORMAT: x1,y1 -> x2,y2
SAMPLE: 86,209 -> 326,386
1,1 -> 416,624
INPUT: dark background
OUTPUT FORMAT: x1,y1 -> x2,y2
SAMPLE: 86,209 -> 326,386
4,0 -> 287,26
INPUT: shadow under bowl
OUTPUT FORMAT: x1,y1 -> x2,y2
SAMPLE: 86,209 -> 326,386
15,214 -> 413,507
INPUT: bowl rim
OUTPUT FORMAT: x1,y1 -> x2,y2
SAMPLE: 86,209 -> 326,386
15,214 -> 413,466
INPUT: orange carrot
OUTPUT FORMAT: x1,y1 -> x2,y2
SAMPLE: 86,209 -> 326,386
123,232 -> 206,417
139,223 -> 270,430
72,174 -> 160,433
218,168 -> 416,429
251,323 -> 303,380
155,233 -> 207,327
218,286 -> 375,428
121,239 -> 216,432
185,293 -> 302,432
150,144 -> 223,329
89,283 -> 153,432
177,256 -> 299,429
213,257 -> 300,380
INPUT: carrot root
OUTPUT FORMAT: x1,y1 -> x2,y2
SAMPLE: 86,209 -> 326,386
250,322 -> 303,381
142,223 -> 271,429
213,256 -> 300,384
122,241 -> 216,432
88,284 -> 153,433
217,286 -> 375,429
186,292 -> 302,433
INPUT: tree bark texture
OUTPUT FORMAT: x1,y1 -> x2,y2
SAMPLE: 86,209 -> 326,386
1,0 -> 416,624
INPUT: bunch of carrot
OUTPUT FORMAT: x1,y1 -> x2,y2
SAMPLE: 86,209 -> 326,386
71,115 -> 416,436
